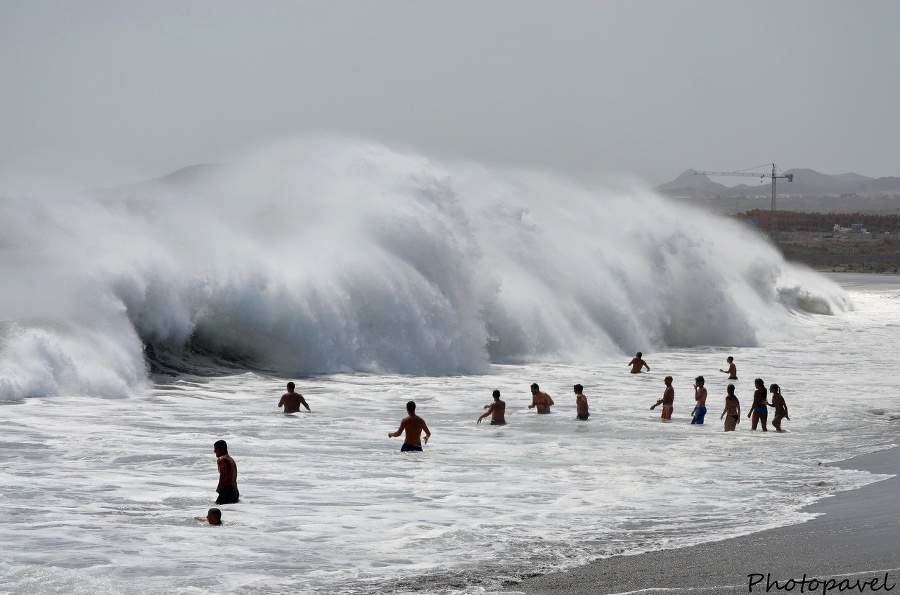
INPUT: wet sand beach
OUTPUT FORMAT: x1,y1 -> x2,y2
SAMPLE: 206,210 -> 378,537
513,446 -> 900,595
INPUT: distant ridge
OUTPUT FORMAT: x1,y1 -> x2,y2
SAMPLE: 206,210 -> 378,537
656,168 -> 900,199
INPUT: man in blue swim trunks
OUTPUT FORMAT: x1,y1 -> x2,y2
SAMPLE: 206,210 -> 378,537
748,378 -> 769,431
691,376 -> 708,424
388,401 -> 431,451
528,383 -> 554,414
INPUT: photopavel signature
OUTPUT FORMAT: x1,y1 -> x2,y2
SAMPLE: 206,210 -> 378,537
749,572 -> 896,594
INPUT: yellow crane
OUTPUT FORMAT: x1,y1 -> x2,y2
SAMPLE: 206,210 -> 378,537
694,163 -> 794,232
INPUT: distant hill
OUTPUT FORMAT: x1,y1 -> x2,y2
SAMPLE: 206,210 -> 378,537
655,168 -> 900,215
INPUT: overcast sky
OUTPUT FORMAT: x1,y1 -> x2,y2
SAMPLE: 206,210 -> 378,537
2,0 -> 898,191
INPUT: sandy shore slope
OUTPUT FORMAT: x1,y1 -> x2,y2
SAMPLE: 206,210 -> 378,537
511,447 -> 900,595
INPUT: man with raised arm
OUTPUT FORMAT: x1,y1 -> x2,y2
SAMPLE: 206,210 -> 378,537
691,376 -> 708,424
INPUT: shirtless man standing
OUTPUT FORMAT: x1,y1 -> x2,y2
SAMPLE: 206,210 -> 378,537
388,401 -> 431,452
213,440 -> 239,504
574,384 -> 590,420
278,382 -> 310,413
477,390 -> 507,425
650,376 -> 675,420
527,383 -> 554,414
629,352 -> 650,374
720,384 -> 741,431
748,378 -> 769,431
719,356 -> 738,380
691,376 -> 708,424
768,383 -> 790,432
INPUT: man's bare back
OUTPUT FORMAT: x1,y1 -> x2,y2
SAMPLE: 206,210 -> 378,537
478,390 -> 506,425
629,352 -> 650,374
278,382 -> 310,413
388,401 -> 431,451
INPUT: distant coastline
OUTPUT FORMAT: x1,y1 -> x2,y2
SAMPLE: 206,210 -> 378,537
775,235 -> 900,274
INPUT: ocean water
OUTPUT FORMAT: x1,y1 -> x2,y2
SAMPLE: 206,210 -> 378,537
1,140 -> 898,594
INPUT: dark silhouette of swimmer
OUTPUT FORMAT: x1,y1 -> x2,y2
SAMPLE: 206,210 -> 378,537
213,440 -> 239,504
629,352 -> 650,373
278,382 -> 310,413
574,384 -> 590,420
719,356 -> 737,380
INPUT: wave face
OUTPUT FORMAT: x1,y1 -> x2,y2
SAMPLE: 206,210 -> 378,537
0,139 -> 850,400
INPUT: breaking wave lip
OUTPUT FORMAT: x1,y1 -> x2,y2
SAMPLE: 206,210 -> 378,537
0,138 -> 850,401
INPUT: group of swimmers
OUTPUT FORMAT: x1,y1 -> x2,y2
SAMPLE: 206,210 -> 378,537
197,353 -> 791,522
645,353 -> 790,433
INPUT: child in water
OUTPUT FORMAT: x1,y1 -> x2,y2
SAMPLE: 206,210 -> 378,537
195,508 -> 222,525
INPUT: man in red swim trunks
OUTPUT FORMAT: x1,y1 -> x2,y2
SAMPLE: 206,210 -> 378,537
650,376 -> 675,420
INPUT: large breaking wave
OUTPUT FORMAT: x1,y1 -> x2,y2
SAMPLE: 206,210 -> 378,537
0,138 -> 850,400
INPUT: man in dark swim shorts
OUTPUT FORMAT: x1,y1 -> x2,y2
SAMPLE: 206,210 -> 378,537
213,440 -> 240,504
388,401 -> 431,452
574,384 -> 590,420
719,356 -> 738,380
477,390 -> 507,425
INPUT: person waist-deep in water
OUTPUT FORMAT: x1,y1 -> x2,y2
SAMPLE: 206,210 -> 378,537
388,401 -> 431,451
213,440 -> 239,504
691,375 -> 707,424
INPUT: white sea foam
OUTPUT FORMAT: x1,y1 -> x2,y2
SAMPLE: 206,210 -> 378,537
1,257 -> 897,595
0,139 -> 849,401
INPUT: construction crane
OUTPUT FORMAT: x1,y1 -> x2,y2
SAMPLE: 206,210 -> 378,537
694,163 -> 794,233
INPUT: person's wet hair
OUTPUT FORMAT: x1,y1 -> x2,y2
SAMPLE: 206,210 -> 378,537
636,352 -> 643,358
769,383 -> 780,394
492,389 -> 500,398
208,508 -> 222,525
695,376 -> 704,385
214,440 -> 227,452
727,384 -> 735,395
574,384 -> 583,393
755,378 -> 764,387
406,400 -> 416,412
530,383 -> 539,390
287,382 -> 295,390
